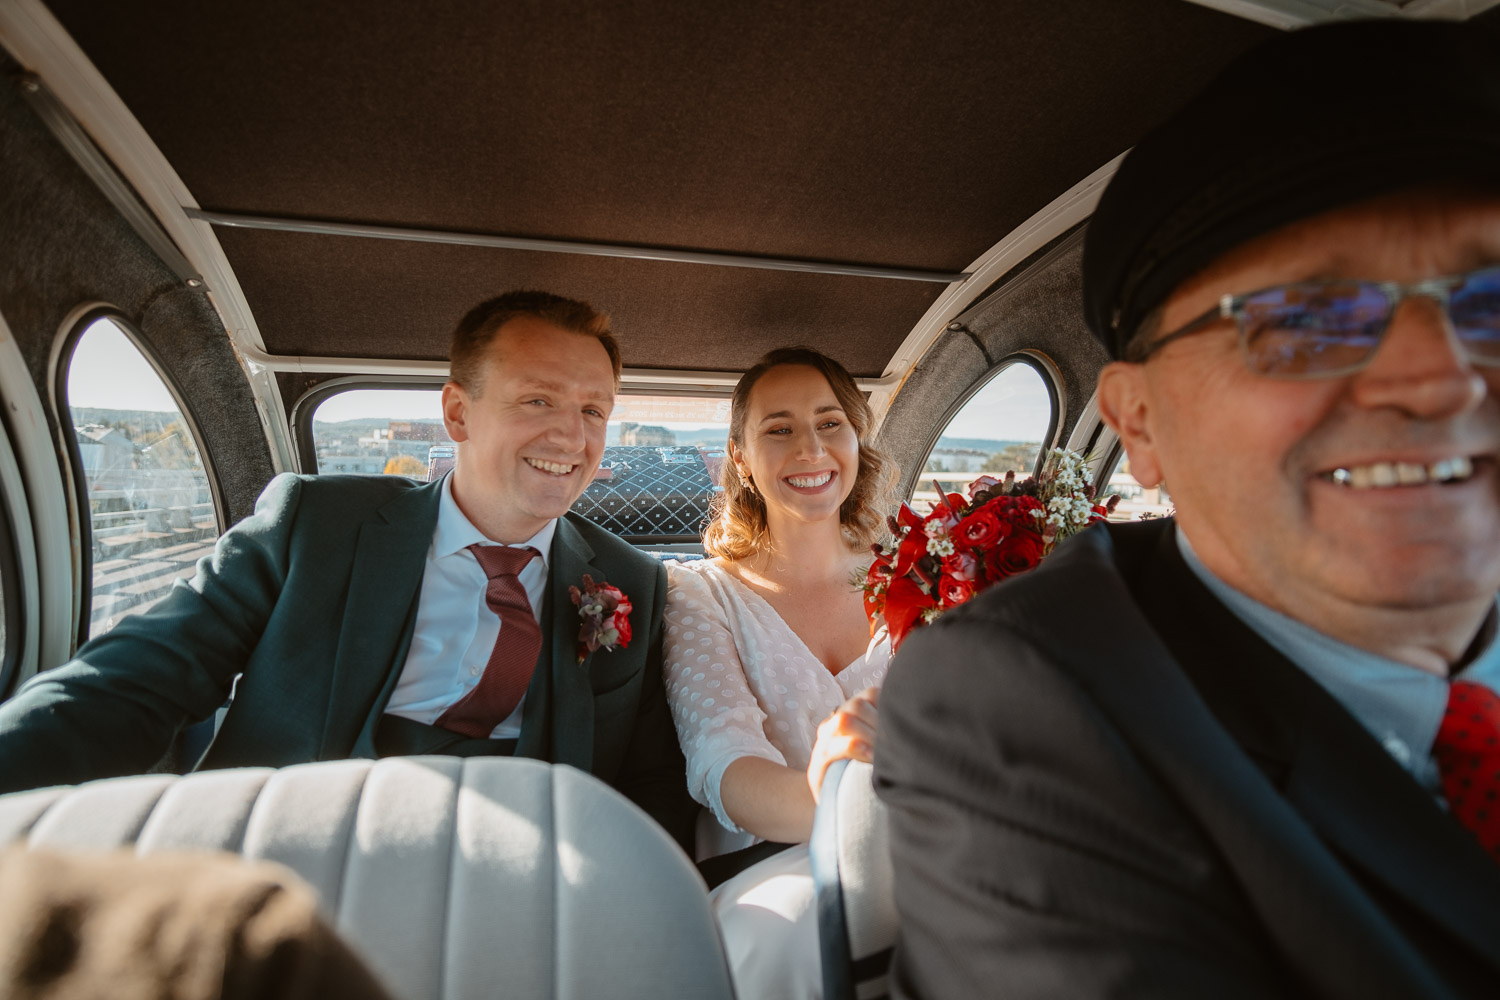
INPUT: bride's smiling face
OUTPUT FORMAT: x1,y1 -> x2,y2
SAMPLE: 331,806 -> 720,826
732,364 -> 860,529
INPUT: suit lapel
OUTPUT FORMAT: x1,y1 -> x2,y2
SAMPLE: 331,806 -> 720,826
322,480 -> 444,758
1129,525 -> 1500,975
1287,693 -> 1500,970
515,516 -> 598,770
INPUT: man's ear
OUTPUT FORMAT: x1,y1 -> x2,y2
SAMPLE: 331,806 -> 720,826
1096,362 -> 1164,488
441,381 -> 470,443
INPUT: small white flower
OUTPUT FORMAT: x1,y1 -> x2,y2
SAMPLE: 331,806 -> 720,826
927,535 -> 956,557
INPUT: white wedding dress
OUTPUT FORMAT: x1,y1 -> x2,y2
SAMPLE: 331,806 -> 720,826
663,558 -> 891,1000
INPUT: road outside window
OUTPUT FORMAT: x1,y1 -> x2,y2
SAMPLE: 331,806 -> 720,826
66,318 -> 219,638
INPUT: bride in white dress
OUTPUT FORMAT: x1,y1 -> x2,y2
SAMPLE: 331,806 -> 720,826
664,347 -> 895,999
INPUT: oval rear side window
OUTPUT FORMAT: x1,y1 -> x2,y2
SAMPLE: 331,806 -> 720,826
912,361 -> 1054,507
65,318 -> 220,639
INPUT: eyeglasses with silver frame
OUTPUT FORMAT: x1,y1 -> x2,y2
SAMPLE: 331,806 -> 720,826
1125,263 -> 1500,378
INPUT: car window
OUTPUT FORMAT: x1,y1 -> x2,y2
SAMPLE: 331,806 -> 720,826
912,360 -> 1056,507
1107,457 -> 1175,519
310,388 -> 731,541
64,318 -> 220,639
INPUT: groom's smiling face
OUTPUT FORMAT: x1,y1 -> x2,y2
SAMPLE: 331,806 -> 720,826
442,316 -> 616,543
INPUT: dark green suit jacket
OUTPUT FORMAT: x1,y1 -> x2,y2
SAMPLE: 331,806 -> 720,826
0,474 -> 695,847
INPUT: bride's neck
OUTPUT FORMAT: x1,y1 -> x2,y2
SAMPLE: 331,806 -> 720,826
745,512 -> 853,587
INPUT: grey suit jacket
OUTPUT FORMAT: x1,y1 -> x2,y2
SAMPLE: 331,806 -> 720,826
875,519 -> 1500,999
0,473 -> 695,847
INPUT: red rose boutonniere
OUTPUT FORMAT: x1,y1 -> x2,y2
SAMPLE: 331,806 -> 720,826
569,574 -> 632,666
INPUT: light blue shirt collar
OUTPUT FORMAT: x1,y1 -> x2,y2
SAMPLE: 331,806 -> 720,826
432,473 -> 556,570
1174,528 -> 1500,795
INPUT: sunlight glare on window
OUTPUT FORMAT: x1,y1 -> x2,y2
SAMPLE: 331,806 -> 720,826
67,318 -> 218,638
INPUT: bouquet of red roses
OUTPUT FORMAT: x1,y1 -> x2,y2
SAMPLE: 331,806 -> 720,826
864,448 -> 1116,650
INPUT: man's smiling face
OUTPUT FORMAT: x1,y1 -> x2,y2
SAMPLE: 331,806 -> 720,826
1100,187 -> 1500,665
442,316 -> 615,543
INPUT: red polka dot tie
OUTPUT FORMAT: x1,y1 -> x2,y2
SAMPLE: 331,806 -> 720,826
1432,680 -> 1500,861
435,544 -> 542,739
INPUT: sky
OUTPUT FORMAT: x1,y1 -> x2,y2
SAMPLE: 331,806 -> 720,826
70,317 -> 1055,444
67,319 -> 180,412
316,388 -> 445,422
937,363 -> 1052,443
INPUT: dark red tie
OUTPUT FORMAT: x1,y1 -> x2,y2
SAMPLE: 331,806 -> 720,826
1432,680 -> 1500,861
435,544 -> 542,739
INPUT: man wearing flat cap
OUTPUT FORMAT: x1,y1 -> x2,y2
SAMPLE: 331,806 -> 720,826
876,18 -> 1500,1000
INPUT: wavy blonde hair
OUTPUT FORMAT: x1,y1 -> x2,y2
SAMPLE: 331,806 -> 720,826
703,348 -> 895,561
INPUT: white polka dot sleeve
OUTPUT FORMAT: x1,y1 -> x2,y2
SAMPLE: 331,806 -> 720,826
663,560 -> 788,833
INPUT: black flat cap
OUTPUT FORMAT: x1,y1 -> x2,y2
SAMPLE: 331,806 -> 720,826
1082,18 -> 1500,360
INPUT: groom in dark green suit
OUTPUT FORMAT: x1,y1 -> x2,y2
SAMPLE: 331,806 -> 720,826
0,291 -> 696,850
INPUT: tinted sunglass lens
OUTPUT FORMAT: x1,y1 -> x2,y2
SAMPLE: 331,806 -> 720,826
1450,265 -> 1500,364
1241,284 -> 1386,376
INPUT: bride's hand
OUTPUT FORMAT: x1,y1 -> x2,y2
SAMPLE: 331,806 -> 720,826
807,686 -> 880,803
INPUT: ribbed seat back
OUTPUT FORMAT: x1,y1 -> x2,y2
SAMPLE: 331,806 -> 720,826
0,757 -> 734,1000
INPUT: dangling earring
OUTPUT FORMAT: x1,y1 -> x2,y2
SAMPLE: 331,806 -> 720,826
738,471 -> 756,494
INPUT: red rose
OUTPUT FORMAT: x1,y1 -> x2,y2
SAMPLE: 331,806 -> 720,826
988,528 -> 1045,577
1018,495 -> 1046,517
958,509 -> 1001,548
996,527 -> 1044,575
938,575 -> 974,608
942,550 -> 979,582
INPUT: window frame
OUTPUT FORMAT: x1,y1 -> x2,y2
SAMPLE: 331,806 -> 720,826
910,352 -> 1062,495
53,308 -> 227,649
290,375 -> 448,475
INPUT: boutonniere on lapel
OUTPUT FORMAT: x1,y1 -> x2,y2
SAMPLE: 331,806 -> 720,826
569,574 -> 633,665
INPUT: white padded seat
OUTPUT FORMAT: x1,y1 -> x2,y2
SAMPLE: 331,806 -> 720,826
0,757 -> 735,1000
810,759 -> 896,1000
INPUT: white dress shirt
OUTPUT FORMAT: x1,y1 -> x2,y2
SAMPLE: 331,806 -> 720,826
384,474 -> 556,739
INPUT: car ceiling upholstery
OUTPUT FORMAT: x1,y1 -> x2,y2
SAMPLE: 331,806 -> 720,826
43,0 -> 1275,388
